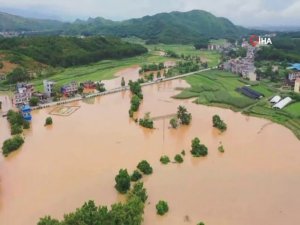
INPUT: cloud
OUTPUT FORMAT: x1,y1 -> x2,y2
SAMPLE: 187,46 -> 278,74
0,0 -> 299,26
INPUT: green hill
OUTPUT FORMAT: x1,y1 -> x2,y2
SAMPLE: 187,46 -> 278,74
0,12 -> 65,32
65,10 -> 248,44
0,36 -> 148,67
0,10 -> 249,44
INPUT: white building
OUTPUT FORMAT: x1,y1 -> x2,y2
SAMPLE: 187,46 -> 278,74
43,80 -> 56,97
273,97 -> 292,109
294,78 -> 300,93
270,96 -> 281,104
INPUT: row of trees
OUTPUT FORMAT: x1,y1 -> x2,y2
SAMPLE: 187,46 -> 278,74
128,80 -> 143,118
38,182 -> 147,225
7,110 -> 29,135
139,62 -> 165,74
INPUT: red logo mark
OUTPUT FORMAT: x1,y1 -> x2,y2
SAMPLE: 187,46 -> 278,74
249,35 -> 259,47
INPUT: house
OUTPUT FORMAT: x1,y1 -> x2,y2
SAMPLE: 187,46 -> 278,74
270,95 -> 281,104
207,44 -> 220,51
43,80 -> 56,97
20,105 -> 32,121
287,63 -> 300,83
61,81 -> 78,96
82,80 -> 96,89
273,97 -> 292,109
32,92 -> 48,103
294,78 -> 300,93
14,82 -> 34,107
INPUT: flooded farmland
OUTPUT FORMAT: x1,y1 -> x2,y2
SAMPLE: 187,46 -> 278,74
1,75 -> 300,225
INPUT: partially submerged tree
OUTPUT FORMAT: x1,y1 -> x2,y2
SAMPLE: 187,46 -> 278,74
115,169 -> 131,194
190,137 -> 208,157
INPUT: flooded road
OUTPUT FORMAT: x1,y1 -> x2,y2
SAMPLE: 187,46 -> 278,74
1,75 -> 300,225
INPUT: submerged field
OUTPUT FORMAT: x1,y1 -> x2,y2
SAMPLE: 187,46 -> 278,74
175,70 -> 300,139
1,79 -> 300,225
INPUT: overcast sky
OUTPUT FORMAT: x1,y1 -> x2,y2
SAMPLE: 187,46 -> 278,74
0,0 -> 300,27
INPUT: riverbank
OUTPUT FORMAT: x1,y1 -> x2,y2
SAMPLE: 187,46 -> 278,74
175,70 -> 300,140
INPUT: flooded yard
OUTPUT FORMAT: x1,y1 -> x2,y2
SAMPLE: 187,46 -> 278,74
0,77 -> 300,225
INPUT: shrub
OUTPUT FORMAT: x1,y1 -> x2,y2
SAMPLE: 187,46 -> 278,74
23,120 -> 30,129
139,113 -> 154,129
218,145 -> 225,153
190,137 -> 208,157
197,222 -> 205,225
115,169 -> 131,194
131,170 -> 143,182
137,160 -> 153,175
174,154 -> 184,163
45,117 -> 53,126
156,200 -> 169,215
2,135 -> 24,157
181,150 -> 186,156
160,155 -> 170,164
169,117 -> 179,128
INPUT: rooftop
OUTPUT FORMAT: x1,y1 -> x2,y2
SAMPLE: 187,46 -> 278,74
288,63 -> 300,71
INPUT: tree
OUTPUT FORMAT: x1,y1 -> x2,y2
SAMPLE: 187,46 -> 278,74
130,95 -> 141,112
212,115 -> 227,132
197,222 -> 205,225
96,82 -> 106,92
190,137 -> 208,157
6,67 -> 30,83
0,61 -> 3,69
29,96 -> 39,106
0,101 -> 2,110
78,86 -> 84,94
128,182 -> 148,203
121,77 -> 126,87
157,71 -> 161,78
37,216 -> 60,225
169,117 -> 178,128
177,105 -> 192,125
174,154 -> 184,163
45,117 -> 53,126
139,112 -> 154,129
131,170 -> 143,182
115,169 -> 131,194
2,135 -> 24,157
156,200 -> 169,215
11,124 -> 22,135
137,160 -> 153,175
160,155 -> 170,164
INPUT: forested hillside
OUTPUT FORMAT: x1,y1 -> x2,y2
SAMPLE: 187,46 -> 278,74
0,36 -> 148,67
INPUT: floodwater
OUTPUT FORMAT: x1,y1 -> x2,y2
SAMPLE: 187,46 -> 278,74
1,70 -> 300,225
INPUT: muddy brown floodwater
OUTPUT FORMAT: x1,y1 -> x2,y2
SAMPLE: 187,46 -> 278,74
1,73 -> 300,225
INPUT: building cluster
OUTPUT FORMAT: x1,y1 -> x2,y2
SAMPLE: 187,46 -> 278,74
222,42 -> 257,81
13,79 -> 100,107
287,64 -> 300,93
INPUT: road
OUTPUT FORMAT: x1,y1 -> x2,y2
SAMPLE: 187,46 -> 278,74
30,67 -> 214,111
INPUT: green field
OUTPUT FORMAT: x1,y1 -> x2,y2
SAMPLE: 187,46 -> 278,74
176,70 -> 300,139
147,44 -> 220,67
175,70 -> 257,110
32,53 -> 168,91
285,102 -> 300,117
